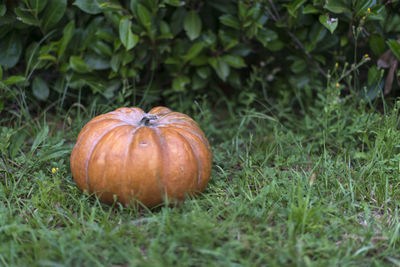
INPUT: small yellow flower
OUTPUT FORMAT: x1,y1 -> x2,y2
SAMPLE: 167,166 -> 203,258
335,62 -> 339,68
364,54 -> 369,58
336,82 -> 340,87
51,168 -> 59,173
367,8 -> 371,13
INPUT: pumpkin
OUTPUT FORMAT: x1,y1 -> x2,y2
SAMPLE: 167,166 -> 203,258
70,106 -> 212,207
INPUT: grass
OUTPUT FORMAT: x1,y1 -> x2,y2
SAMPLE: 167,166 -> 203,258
1,89 -> 400,266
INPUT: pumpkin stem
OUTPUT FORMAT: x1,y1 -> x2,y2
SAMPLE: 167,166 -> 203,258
140,115 -> 158,126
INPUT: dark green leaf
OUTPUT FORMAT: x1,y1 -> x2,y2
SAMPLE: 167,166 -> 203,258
355,0 -> 376,17
184,10 -> 202,41
160,20 -> 172,37
367,65 -> 382,86
0,65 -> 2,80
303,4 -> 320,14
137,4 -> 151,28
93,40 -> 112,56
0,4 -> 6,17
219,14 -> 240,29
170,8 -> 186,36
319,14 -> 338,34
323,0 -> 350,13
172,75 -> 190,92
14,7 -> 39,25
367,5 -> 385,21
209,57 -> 230,81
29,0 -> 48,13
41,0 -> 67,31
57,20 -> 75,59
182,42 -> 204,62
267,39 -> 284,51
69,56 -> 91,73
387,39 -> 400,60
84,54 -> 110,70
0,32 -> 22,68
196,66 -> 211,79
163,0 -> 183,6
119,17 -> 138,50
256,28 -> 278,47
110,54 -> 121,72
73,0 -> 105,14
32,77 -> 50,101
238,1 -> 246,20
290,59 -> 306,73
222,55 -> 246,68
286,0 -> 307,17
369,34 -> 385,56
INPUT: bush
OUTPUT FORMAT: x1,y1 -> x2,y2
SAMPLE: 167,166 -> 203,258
0,0 -> 399,113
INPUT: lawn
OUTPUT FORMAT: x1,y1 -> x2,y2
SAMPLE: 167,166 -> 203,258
1,91 -> 400,266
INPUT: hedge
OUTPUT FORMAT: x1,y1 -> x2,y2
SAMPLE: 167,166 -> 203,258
0,0 -> 400,112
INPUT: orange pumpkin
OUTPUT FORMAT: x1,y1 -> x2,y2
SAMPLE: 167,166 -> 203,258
70,106 -> 212,207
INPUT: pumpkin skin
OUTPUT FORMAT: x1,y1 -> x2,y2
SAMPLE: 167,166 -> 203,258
70,106 -> 212,207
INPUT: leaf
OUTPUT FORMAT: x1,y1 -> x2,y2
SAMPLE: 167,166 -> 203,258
137,4 -> 151,28
323,0 -> 350,14
387,39 -> 400,60
286,0 -> 307,17
290,59 -> 306,73
69,56 -> 91,73
0,4 -> 6,17
29,0 -> 48,14
303,4 -> 320,14
0,65 -> 2,80
367,65 -> 381,86
110,54 -> 121,72
256,28 -> 278,47
38,54 -> 57,61
93,40 -> 112,56
14,7 -> 40,25
209,57 -> 230,81
219,14 -> 240,29
222,55 -> 246,68
369,34 -> 385,56
196,66 -> 211,79
164,0 -> 184,7
184,10 -> 202,41
30,125 -> 49,153
182,42 -> 204,62
39,148 -> 70,162
0,32 -> 22,68
160,20 -> 173,37
41,0 -> 67,31
170,8 -> 186,36
119,17 -> 138,50
73,0 -> 105,14
32,77 -> 50,101
57,20 -> 75,59
84,54 -> 110,70
354,0 -> 376,17
3,75 -> 25,86
319,14 -> 338,34
172,75 -> 190,92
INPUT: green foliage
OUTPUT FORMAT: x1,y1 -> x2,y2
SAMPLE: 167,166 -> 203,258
0,0 -> 399,111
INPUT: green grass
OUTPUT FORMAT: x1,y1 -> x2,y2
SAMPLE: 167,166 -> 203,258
1,93 -> 400,266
